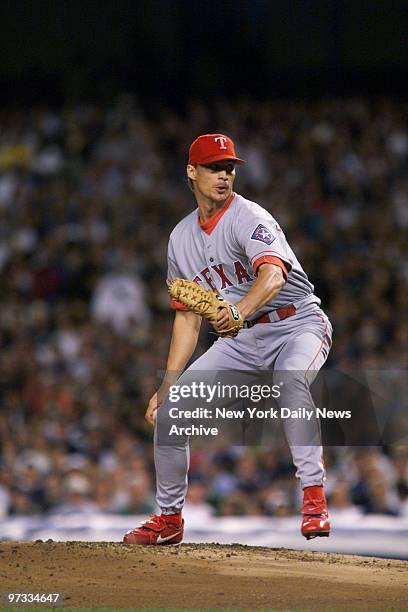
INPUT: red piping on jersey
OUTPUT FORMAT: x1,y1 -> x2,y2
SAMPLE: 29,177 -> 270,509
253,255 -> 288,281
198,192 -> 235,235
303,311 -> 329,477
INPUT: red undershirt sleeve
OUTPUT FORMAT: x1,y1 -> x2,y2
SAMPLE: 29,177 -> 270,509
252,255 -> 288,282
170,298 -> 189,311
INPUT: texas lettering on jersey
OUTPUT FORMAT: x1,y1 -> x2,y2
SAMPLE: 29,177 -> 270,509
167,192 -> 320,318
192,260 -> 253,290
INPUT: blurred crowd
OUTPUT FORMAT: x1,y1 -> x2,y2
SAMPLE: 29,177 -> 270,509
0,95 -> 407,521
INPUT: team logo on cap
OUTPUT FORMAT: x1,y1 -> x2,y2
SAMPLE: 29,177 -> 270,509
251,224 -> 275,246
214,136 -> 228,150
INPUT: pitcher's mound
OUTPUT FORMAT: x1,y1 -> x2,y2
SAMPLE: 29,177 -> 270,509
0,541 -> 406,610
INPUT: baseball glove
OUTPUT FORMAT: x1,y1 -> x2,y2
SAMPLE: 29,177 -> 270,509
168,278 -> 244,338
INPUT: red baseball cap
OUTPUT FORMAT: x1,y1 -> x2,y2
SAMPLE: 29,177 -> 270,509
188,133 -> 246,165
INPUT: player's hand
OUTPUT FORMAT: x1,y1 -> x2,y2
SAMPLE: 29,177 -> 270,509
145,376 -> 181,426
145,392 -> 159,426
215,306 -> 242,333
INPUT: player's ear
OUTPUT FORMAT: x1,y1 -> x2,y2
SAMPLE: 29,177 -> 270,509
186,164 -> 197,181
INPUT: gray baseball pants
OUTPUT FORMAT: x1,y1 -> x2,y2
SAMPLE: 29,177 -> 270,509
155,302 -> 332,514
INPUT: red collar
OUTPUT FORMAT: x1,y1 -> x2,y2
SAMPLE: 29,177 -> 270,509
198,192 -> 235,235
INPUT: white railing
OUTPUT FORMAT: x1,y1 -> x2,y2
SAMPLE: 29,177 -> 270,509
1,511 -> 407,559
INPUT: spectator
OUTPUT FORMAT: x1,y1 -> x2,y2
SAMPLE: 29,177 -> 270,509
0,96 -> 406,518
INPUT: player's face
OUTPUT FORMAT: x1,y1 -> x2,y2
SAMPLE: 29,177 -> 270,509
187,161 -> 236,203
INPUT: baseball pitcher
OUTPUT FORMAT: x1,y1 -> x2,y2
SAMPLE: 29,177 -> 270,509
124,134 -> 333,545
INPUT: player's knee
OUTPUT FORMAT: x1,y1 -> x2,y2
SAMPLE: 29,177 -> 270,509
273,370 -> 311,406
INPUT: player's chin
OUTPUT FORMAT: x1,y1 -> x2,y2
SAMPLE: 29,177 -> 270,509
213,187 -> 231,201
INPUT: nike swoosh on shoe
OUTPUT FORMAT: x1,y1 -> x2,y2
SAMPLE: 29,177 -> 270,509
156,530 -> 182,544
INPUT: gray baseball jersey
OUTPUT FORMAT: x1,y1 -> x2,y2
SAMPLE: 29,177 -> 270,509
167,192 -> 319,317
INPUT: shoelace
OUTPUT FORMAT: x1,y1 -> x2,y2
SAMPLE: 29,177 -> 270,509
143,514 -> 167,530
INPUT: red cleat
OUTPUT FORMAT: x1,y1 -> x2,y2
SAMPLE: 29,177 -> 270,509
301,485 -> 330,540
123,512 -> 184,546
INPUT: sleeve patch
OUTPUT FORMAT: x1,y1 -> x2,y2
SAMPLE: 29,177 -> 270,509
250,224 -> 276,246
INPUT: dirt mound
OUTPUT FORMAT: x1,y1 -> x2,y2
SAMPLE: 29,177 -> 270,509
0,541 -> 406,610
